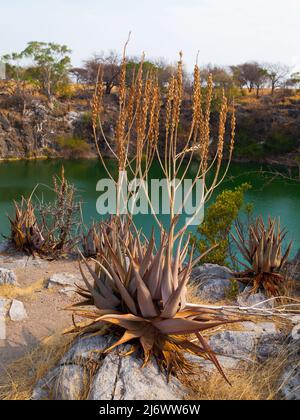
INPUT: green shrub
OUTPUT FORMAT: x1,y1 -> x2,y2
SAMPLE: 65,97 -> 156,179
191,183 -> 251,266
264,131 -> 297,155
56,136 -> 90,157
225,279 -> 240,301
236,142 -> 264,158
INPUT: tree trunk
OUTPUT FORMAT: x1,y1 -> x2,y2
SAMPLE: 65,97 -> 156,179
105,82 -> 113,95
271,82 -> 275,96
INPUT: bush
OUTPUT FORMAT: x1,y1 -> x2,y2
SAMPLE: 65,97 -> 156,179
191,183 -> 251,266
264,131 -> 297,156
56,136 -> 91,158
236,142 -> 264,158
80,111 -> 92,127
56,83 -> 76,100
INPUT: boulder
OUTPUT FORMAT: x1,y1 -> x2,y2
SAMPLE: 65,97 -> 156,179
208,322 -> 283,362
32,367 -> 61,400
0,316 -> 5,340
208,331 -> 257,359
278,338 -> 300,400
0,297 -> 11,316
292,323 -> 300,341
51,365 -> 86,400
60,335 -> 113,364
9,299 -> 28,321
190,264 -> 241,302
59,286 -> 76,296
256,333 -> 285,362
186,353 -> 240,372
0,267 -> 18,286
237,287 -> 272,308
0,241 -> 10,253
240,321 -> 277,334
280,363 -> 300,400
47,273 -> 79,289
32,336 -> 185,401
0,297 -> 11,340
89,347 -> 184,401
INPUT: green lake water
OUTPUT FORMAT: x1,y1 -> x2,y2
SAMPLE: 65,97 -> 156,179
0,159 -> 299,258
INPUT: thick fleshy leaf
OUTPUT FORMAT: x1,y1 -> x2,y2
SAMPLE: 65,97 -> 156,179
131,261 -> 158,318
139,228 -> 155,277
161,238 -> 173,305
98,255 -> 138,315
161,247 -> 193,318
79,263 -> 116,310
103,231 -> 127,281
154,318 -> 231,335
104,330 -> 143,353
144,234 -> 166,298
99,313 -> 149,331
80,255 -> 120,307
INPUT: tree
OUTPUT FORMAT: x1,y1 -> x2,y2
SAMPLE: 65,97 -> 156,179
1,52 -> 34,113
253,67 -> 268,98
1,52 -> 25,84
22,42 -> 72,99
265,63 -> 289,95
286,72 -> 300,89
201,65 -> 233,90
69,67 -> 88,84
84,51 -> 121,94
230,62 -> 267,96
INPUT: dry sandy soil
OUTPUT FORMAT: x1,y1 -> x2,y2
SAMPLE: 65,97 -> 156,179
0,250 -> 85,373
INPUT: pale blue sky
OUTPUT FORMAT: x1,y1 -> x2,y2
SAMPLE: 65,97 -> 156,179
1,0 -> 300,71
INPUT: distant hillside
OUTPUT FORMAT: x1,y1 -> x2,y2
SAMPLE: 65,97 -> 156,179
0,82 -> 299,165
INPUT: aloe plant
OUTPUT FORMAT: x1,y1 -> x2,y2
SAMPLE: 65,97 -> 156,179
70,217 -> 236,380
72,46 -> 238,381
231,217 -> 293,296
9,198 -> 45,254
8,168 -> 80,258
81,222 -> 102,257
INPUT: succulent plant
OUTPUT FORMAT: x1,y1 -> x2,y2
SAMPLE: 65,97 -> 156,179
231,216 -> 293,296
70,217 -> 236,380
9,198 -> 45,254
8,168 -> 81,259
71,46 -> 238,382
81,223 -> 102,257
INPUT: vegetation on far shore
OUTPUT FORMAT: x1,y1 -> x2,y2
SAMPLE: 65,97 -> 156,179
0,41 -> 300,163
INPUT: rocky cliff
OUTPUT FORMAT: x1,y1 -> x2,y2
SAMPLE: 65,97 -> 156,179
0,90 -> 299,164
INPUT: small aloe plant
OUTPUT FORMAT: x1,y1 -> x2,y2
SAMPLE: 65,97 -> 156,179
9,197 -> 44,253
231,216 -> 293,296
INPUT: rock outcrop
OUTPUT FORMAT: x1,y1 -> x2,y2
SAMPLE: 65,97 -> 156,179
190,264 -> 241,302
0,267 -> 18,286
32,335 -> 185,401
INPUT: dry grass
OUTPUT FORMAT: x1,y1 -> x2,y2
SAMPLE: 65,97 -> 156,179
0,332 -> 76,400
0,315 -> 295,400
0,279 -> 45,300
183,285 -> 296,400
185,346 -> 295,400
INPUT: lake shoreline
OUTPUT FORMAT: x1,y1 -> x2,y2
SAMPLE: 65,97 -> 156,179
0,153 -> 299,170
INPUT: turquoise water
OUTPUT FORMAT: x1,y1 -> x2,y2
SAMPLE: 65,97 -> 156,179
0,159 -> 299,257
